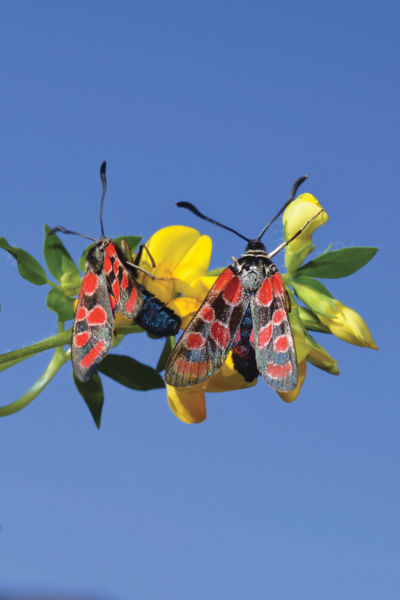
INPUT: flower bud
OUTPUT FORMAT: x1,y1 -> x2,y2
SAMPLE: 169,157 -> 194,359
283,193 -> 329,273
317,301 -> 378,349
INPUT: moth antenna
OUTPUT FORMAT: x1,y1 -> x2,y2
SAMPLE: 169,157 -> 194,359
176,201 -> 250,242
47,226 -> 96,242
257,175 -> 308,241
99,161 -> 107,238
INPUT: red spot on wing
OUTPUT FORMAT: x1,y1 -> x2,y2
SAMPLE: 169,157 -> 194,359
83,273 -> 98,295
75,306 -> 88,321
250,329 -> 255,344
112,279 -> 120,303
258,323 -> 272,348
80,340 -> 106,369
106,242 -> 118,258
210,321 -> 230,348
87,306 -> 108,326
113,258 -> 121,276
273,309 -> 286,325
266,361 -> 293,379
271,272 -> 285,294
125,287 -> 138,315
213,268 -> 234,293
199,303 -> 214,322
256,279 -> 273,306
109,295 -> 117,313
121,271 -> 129,290
274,334 -> 289,353
103,253 -> 112,275
186,332 -> 205,349
222,276 -> 242,305
75,331 -> 90,347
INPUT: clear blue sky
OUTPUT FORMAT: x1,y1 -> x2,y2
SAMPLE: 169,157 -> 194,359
0,1 -> 398,598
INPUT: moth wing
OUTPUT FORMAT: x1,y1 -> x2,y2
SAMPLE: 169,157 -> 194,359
72,268 -> 114,382
165,266 -> 250,387
103,241 -> 143,319
251,272 -> 298,392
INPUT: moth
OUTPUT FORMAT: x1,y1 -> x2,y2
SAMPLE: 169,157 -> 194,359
165,175 -> 323,392
50,162 -> 181,382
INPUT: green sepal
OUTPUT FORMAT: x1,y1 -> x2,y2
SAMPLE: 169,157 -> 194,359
156,336 -> 176,372
43,225 -> 82,292
297,306 -> 330,333
46,288 -> 75,321
297,247 -> 378,279
0,236 -> 47,285
73,372 -> 104,428
290,275 -> 338,318
99,354 -> 165,390
305,332 -> 339,375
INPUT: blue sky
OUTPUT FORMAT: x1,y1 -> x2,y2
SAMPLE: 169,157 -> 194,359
0,1 -> 399,598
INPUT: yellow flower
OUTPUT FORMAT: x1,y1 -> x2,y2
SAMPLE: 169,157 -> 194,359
283,193 -> 329,273
167,352 -> 257,423
136,225 -> 213,326
317,301 -> 378,349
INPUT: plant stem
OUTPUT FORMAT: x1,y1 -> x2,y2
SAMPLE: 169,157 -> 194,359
0,348 -> 70,416
0,329 -> 72,365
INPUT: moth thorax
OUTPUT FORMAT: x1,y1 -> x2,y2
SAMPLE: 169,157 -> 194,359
241,265 -> 264,292
87,243 -> 106,271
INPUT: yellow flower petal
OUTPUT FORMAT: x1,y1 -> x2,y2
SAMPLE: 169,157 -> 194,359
138,261 -> 175,304
277,360 -> 307,403
185,275 -> 218,302
144,226 -> 205,272
283,193 -> 329,273
172,235 -> 213,294
167,296 -> 201,328
167,385 -> 206,423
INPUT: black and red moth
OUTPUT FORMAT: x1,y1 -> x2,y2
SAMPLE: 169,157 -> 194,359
165,176 -> 323,393
50,162 -> 180,382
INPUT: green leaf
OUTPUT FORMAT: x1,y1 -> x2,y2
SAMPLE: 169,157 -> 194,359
43,224 -> 81,289
99,354 -> 165,390
206,267 -> 225,277
113,236 -> 142,254
0,236 -> 47,285
297,247 -> 378,278
73,372 -> 104,428
46,288 -> 75,321
290,275 -> 338,318
156,336 -> 176,372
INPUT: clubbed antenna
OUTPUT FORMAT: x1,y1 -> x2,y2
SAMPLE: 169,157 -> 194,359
257,175 -> 308,241
99,161 -> 107,238
176,202 -> 250,243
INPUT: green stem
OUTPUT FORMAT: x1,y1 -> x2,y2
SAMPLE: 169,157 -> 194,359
0,348 -> 70,416
0,329 -> 72,365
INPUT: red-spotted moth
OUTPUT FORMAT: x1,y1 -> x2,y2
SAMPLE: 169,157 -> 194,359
165,176 -> 323,392
50,162 -> 180,382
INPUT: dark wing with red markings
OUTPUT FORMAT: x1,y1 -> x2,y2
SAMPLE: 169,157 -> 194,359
251,271 -> 298,392
165,266 -> 250,387
103,241 -> 143,319
72,266 -> 114,382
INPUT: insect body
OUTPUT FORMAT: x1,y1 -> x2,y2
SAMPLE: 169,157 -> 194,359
165,176 -> 322,392
51,162 -> 180,382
